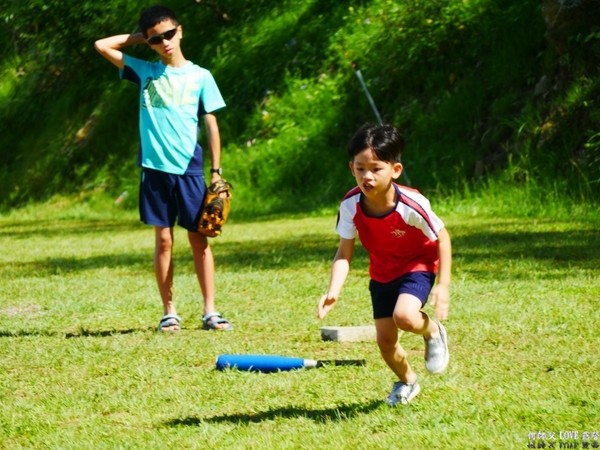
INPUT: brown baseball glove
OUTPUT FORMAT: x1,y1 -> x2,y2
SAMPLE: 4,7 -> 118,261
198,179 -> 233,237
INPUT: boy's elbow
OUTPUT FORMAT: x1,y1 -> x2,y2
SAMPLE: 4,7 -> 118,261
94,39 -> 112,55
94,40 -> 104,54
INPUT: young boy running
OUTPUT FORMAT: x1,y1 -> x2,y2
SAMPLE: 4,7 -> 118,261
95,5 -> 232,332
317,123 -> 451,405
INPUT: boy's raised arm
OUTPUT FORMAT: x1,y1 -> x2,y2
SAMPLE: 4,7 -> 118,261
94,33 -> 146,69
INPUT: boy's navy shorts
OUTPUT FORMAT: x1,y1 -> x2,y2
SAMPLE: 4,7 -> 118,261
139,168 -> 206,231
369,271 -> 436,319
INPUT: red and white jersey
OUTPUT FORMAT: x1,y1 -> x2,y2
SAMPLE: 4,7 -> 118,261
336,183 -> 445,283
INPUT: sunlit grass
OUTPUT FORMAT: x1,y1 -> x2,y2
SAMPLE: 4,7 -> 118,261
1,197 -> 598,449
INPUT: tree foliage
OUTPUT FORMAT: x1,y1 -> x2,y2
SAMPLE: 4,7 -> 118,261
0,0 -> 598,211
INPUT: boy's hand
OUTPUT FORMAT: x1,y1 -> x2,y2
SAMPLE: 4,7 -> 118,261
317,294 -> 336,320
94,33 -> 146,69
430,284 -> 449,321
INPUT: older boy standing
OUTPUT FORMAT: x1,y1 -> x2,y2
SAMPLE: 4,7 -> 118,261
95,5 -> 232,332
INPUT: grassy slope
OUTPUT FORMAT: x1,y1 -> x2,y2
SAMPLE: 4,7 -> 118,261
0,0 -> 598,213
0,203 -> 598,448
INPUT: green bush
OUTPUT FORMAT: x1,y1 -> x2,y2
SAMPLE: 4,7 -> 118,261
0,0 -> 598,213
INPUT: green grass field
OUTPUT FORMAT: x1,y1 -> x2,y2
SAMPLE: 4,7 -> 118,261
1,200 -> 598,449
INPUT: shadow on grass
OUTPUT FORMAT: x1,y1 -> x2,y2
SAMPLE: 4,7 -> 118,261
2,217 -> 599,279
0,327 -> 155,338
0,253 -> 154,279
215,233 -> 342,270
0,219 -> 141,239
166,399 -> 382,426
0,253 -> 151,278
0,231 -> 344,279
453,227 -> 600,273
63,327 -> 156,338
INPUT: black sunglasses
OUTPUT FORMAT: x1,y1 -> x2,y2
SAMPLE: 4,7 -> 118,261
146,28 -> 178,45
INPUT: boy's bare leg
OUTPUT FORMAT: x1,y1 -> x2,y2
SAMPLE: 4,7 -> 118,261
393,294 -> 440,339
188,231 -> 227,327
375,318 -> 417,383
155,226 -> 176,315
395,293 -> 449,374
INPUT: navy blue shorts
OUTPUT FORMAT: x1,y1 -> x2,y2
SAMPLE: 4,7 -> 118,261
369,271 -> 436,319
139,168 -> 206,231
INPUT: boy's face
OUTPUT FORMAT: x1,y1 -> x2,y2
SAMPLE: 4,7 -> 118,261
349,147 -> 402,198
145,20 -> 182,60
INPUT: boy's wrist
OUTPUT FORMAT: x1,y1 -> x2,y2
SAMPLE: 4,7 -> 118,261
128,32 -> 146,45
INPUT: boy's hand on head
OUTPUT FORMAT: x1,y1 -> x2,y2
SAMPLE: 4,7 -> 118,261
317,294 -> 336,320
430,284 -> 449,321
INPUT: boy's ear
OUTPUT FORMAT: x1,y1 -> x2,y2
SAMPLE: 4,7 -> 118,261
348,161 -> 355,176
391,161 -> 403,180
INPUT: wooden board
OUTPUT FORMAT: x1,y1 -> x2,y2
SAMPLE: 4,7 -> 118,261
320,325 -> 376,342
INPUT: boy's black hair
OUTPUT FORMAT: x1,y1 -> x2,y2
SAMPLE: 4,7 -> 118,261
139,5 -> 179,37
348,123 -> 404,163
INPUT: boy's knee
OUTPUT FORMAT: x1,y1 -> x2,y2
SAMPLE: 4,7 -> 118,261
156,234 -> 173,251
188,232 -> 209,252
377,336 -> 398,354
393,311 -> 417,331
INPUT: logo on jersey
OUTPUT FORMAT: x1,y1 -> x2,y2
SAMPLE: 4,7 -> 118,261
142,76 -> 199,109
391,228 -> 406,238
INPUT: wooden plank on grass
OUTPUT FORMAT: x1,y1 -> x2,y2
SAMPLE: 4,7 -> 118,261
320,325 -> 376,342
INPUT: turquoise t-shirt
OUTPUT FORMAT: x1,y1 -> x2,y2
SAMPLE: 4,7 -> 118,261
121,55 -> 226,175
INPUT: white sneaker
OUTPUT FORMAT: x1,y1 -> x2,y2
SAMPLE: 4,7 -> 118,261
424,319 -> 449,374
385,380 -> 421,406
